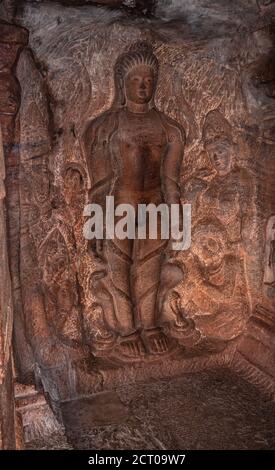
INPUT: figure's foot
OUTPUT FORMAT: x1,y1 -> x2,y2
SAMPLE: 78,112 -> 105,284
102,330 -> 176,362
119,337 -> 146,359
143,330 -> 172,355
115,333 -> 146,360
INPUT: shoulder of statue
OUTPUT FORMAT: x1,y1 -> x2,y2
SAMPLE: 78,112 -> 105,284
82,110 -> 119,151
157,110 -> 186,144
84,110 -> 118,137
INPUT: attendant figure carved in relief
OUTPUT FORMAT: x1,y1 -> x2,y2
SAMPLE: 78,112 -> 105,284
184,110 -> 255,246
83,42 -> 185,359
161,111 -> 255,348
161,221 -> 250,349
63,163 -> 86,208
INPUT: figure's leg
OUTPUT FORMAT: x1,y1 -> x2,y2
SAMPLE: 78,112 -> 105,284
133,236 -> 166,330
131,207 -> 172,354
103,236 -> 136,336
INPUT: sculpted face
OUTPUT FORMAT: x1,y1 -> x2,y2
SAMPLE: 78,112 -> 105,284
204,133 -> 233,177
125,65 -> 155,105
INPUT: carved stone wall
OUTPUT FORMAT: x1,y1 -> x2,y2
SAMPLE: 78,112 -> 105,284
229,21 -> 275,390
0,0 -> 274,403
0,123 -> 15,449
0,19 -> 33,388
0,19 -> 28,449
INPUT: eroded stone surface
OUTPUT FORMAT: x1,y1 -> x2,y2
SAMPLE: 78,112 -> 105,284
0,20 -> 28,450
15,383 -> 65,444
0,6 -> 274,451
6,0 -> 272,401
27,370 -> 275,450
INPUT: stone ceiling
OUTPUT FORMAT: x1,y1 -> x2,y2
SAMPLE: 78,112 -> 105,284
10,0 -> 274,41
0,2 -> 274,39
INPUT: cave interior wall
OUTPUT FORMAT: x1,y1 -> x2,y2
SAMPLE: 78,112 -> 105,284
0,1 -> 275,441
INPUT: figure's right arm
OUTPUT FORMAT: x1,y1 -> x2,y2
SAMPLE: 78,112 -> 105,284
82,112 -> 118,258
82,116 -> 101,197
82,112 -> 117,204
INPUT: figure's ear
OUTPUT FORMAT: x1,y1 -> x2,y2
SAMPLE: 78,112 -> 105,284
112,73 -> 126,108
148,84 -> 156,109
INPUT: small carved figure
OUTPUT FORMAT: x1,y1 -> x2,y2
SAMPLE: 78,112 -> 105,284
63,163 -> 86,207
161,221 -> 250,349
45,278 -> 83,346
184,110 -> 254,246
39,228 -> 70,285
23,227 -> 86,370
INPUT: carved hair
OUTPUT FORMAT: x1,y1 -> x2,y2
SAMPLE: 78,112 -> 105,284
113,41 -> 159,108
202,109 -> 233,143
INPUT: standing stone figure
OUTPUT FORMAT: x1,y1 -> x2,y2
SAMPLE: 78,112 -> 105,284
83,42 -> 185,359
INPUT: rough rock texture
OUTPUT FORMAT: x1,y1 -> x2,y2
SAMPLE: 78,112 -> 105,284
9,0 -> 274,403
0,19 -> 33,390
0,123 -> 16,449
0,20 -> 28,450
16,1 -> 156,16
15,383 -> 66,444
0,1 -> 275,450
27,369 -> 275,450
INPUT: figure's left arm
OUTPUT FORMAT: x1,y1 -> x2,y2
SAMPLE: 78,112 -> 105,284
162,122 -> 185,205
239,171 -> 257,245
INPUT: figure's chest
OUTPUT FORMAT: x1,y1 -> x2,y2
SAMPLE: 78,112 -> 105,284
204,181 -> 239,209
117,113 -> 167,150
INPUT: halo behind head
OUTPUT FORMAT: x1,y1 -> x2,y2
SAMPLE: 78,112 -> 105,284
113,41 -> 159,108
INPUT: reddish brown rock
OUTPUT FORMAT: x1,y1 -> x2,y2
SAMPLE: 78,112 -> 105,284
0,21 -> 33,387
0,125 -> 16,449
6,1 -> 271,405
0,5 -> 274,446
0,21 -> 28,448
